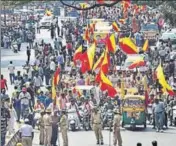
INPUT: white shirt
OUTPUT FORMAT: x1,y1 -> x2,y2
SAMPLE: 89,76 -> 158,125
8,64 -> 15,73
19,92 -> 31,105
20,124 -> 33,137
33,76 -> 42,87
50,61 -> 56,71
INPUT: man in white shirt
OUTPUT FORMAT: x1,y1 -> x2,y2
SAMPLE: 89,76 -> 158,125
19,87 -> 31,119
8,61 -> 15,84
19,118 -> 33,146
33,73 -> 43,93
50,59 -> 56,74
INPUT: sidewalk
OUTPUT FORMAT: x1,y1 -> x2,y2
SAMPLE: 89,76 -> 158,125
1,43 -> 35,145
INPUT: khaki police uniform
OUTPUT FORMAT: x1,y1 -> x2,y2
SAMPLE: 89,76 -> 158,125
19,121 -> 33,146
43,109 -> 52,146
38,114 -> 45,144
113,110 -> 122,146
60,114 -> 68,146
91,110 -> 103,144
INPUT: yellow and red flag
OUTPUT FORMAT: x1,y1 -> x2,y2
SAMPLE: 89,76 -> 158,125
99,71 -> 117,97
142,40 -> 149,52
80,43 -> 96,73
119,37 -> 138,54
93,51 -> 105,71
112,22 -> 120,32
156,64 -> 175,96
101,49 -> 110,75
53,67 -> 60,86
73,45 -> 82,64
52,77 -> 56,100
106,34 -> 116,54
128,59 -> 146,69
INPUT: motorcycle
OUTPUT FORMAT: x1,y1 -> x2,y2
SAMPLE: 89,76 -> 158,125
103,109 -> 114,129
67,108 -> 81,131
82,109 -> 91,131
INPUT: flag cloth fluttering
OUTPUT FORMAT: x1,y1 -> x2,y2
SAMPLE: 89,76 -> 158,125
128,59 -> 146,69
101,49 -> 110,75
156,64 -> 175,96
106,34 -> 116,54
52,67 -> 60,100
119,37 -> 138,54
93,51 -> 105,71
73,45 -> 82,64
112,22 -> 120,32
142,40 -> 149,52
80,43 -> 96,73
99,71 -> 117,97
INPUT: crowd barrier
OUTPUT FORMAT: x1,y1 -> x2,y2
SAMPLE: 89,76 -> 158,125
6,130 -> 20,146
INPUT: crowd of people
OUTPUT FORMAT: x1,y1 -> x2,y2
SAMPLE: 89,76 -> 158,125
1,1 -> 176,146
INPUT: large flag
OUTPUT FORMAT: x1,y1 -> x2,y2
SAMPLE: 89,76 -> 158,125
93,51 -> 105,71
99,71 -> 117,97
80,43 -> 96,73
101,49 -> 110,75
142,40 -> 149,52
119,37 -> 138,54
73,45 -> 82,64
156,64 -> 175,96
112,22 -> 120,32
53,67 -> 60,86
128,59 -> 146,69
106,34 -> 116,54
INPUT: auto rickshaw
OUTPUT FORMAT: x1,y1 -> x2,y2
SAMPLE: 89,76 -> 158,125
121,95 -> 147,130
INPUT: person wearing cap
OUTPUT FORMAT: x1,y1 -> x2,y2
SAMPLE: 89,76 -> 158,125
91,106 -> 104,145
43,108 -> 53,146
1,99 -> 10,146
113,109 -> 122,146
38,110 -> 45,145
51,110 -> 60,146
59,110 -> 68,146
19,119 -> 33,146
19,87 -> 31,119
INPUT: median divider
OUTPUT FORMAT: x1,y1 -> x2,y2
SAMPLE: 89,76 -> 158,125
6,130 -> 20,146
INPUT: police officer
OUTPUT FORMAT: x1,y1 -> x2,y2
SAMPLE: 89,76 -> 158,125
91,106 -> 104,145
19,119 -> 33,146
59,110 -> 68,146
43,108 -> 52,146
38,110 -> 45,145
113,109 -> 122,146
